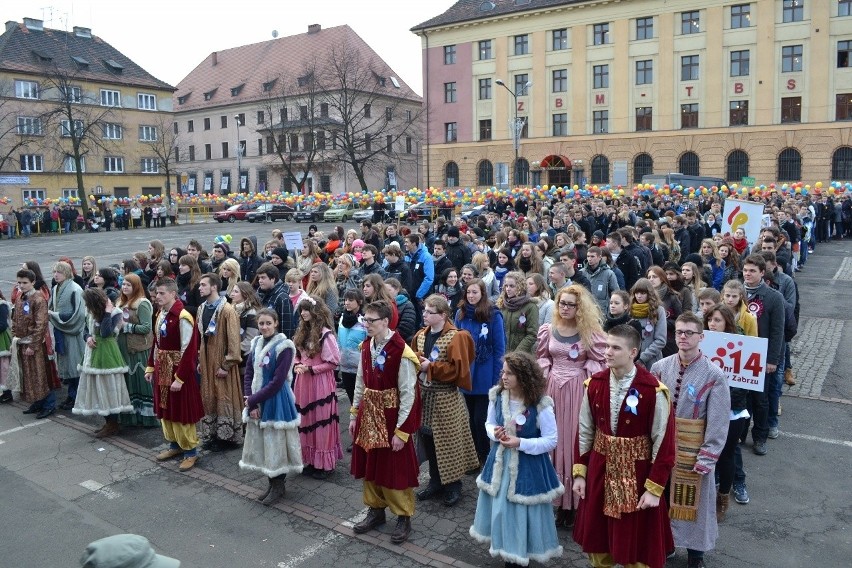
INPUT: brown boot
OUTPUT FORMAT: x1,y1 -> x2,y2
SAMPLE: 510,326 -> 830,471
784,368 -> 796,385
261,475 -> 286,505
95,420 -> 119,439
716,491 -> 730,522
352,507 -> 386,534
390,515 -> 411,544
257,478 -> 274,502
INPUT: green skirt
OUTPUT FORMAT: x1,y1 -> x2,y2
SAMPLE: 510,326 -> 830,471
118,336 -> 158,427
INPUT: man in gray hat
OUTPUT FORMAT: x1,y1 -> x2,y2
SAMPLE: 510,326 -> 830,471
81,534 -> 180,567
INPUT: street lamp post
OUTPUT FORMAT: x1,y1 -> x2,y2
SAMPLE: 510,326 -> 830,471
234,114 -> 242,193
495,78 -> 531,187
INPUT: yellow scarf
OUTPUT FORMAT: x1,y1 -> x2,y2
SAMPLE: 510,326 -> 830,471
630,302 -> 650,319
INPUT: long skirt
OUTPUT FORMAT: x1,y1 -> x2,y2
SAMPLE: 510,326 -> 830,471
73,338 -> 132,416
118,348 -> 158,427
293,369 -> 342,471
239,418 -> 304,478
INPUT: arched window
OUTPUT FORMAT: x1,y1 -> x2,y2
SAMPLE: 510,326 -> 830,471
633,153 -> 653,183
831,147 -> 852,180
477,160 -> 494,186
679,151 -> 700,176
515,158 -> 530,186
590,155 -> 610,184
777,148 -> 802,181
726,150 -> 749,182
445,161 -> 459,187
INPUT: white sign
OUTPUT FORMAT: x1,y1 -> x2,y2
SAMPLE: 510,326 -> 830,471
395,195 -> 405,212
700,330 -> 767,392
220,176 -> 230,191
721,198 -> 764,245
283,231 -> 303,251
0,175 -> 30,184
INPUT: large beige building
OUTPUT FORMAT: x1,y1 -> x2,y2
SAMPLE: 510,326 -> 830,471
412,0 -> 852,189
0,18 -> 176,207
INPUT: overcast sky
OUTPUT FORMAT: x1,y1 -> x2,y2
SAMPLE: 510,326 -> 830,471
1,0 -> 455,95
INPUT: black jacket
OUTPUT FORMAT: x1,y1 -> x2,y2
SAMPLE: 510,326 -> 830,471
260,280 -> 296,338
615,249 -> 643,292
444,240 -> 472,272
384,260 -> 412,295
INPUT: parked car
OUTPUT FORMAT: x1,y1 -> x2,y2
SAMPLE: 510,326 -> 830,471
324,202 -> 360,222
461,204 -> 486,220
294,205 -> 329,223
214,203 -> 259,223
247,204 -> 295,223
353,208 -> 380,222
406,204 -> 438,222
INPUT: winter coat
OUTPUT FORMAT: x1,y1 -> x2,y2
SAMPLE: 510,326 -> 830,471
500,300 -> 538,353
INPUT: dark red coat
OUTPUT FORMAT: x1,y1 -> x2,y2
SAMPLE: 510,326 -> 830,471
350,331 -> 421,490
573,365 -> 676,568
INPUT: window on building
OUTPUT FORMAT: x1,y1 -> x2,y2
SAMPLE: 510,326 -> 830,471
289,134 -> 299,151
60,85 -> 82,103
139,125 -> 158,141
104,156 -> 124,173
593,110 -> 609,133
636,107 -> 653,131
188,145 -> 195,161
681,11 -> 700,34
679,151 -> 700,176
636,17 -> 654,40
831,146 -> 852,179
62,189 -> 79,202
842,0 -> 852,16
727,150 -> 749,181
837,93 -> 852,120
446,161 -> 460,186
444,44 -> 456,64
633,153 -> 653,182
319,175 -> 331,192
20,154 -> 43,171
22,189 -> 46,201
681,55 -> 700,80
445,122 -> 457,142
280,107 -> 289,122
102,123 -> 122,139
317,131 -> 327,150
514,34 -> 529,55
591,155 -> 610,183
60,119 -> 83,138
17,116 -> 43,135
479,39 -> 493,60
552,28 -> 568,50
731,50 -> 751,76
552,113 -> 568,136
838,40 -> 852,67
386,135 -> 393,153
100,89 -> 121,107
15,80 -> 39,99
173,122 -> 178,135
636,60 -> 653,85
405,136 -> 412,154
681,104 -> 699,128
204,117 -> 211,130
593,23 -> 609,45
593,65 -> 609,89
480,119 -> 492,141
515,74 -> 530,95
479,78 -> 492,100
188,120 -> 194,132
519,120 -> 529,139
782,45 -> 803,72
444,82 -> 457,103
137,93 -> 156,110
730,100 -> 749,125
552,69 -> 568,92
222,142 -> 229,158
320,103 -> 329,118
221,115 -> 228,128
781,96 -> 802,122
256,110 -> 264,124
204,144 -> 212,160
778,148 -> 802,180
477,160 -> 494,186
731,4 -> 751,28
141,158 -> 159,173
782,0 -> 804,23
386,107 -> 393,120
516,158 -> 529,185
364,104 -> 371,118
299,105 -> 308,120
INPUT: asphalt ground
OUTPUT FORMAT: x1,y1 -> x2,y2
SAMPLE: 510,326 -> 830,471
0,218 -> 849,567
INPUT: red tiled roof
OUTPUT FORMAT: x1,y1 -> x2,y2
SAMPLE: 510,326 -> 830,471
175,24 -> 420,111
0,21 -> 174,91
412,0 -> 591,31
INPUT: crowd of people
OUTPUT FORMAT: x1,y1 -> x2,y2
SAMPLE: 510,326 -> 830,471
0,189 -> 832,568
2,202 -> 178,236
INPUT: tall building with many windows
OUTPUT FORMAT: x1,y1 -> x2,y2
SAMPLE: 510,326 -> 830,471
0,18 -> 176,207
412,0 -> 852,189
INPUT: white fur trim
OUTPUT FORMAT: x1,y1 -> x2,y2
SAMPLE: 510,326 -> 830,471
469,526 -> 564,568
249,334 -> 294,395
241,406 -> 301,429
0,350 -> 10,358
468,526 -> 491,544
72,404 -> 134,417
238,460 -> 303,478
77,364 -> 129,375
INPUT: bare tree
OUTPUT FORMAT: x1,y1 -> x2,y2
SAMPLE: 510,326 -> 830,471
317,47 -> 423,192
0,80 -> 37,173
141,113 -> 180,206
257,62 -> 333,193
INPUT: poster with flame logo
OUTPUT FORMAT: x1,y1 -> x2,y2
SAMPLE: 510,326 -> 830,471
721,198 -> 764,245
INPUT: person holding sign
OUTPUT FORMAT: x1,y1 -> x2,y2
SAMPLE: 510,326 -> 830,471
651,313 -> 730,568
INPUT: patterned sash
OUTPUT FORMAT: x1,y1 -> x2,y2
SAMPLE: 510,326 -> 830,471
155,349 -> 182,410
593,431 -> 651,519
356,387 -> 399,451
669,417 -> 705,522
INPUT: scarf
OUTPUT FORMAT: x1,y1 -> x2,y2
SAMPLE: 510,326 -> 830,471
630,302 -> 650,319
518,256 -> 532,273
341,310 -> 360,329
233,301 -> 246,316
177,271 -> 191,288
605,311 -> 632,330
502,293 -> 531,312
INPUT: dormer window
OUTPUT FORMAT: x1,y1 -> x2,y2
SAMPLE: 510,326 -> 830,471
230,84 -> 245,96
104,59 -> 124,73
177,94 -> 189,105
297,73 -> 314,87
32,49 -> 52,63
262,79 -> 277,92
71,55 -> 89,69
203,89 -> 217,101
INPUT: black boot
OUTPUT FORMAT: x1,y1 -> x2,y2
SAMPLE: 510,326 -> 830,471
0,390 -> 12,403
257,478 -> 274,502
390,515 -> 412,544
261,475 -> 286,505
22,403 -> 42,414
352,508 -> 386,534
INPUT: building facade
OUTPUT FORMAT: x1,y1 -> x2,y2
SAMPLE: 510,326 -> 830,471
0,18 -> 176,207
413,0 -> 852,189
173,24 -> 423,197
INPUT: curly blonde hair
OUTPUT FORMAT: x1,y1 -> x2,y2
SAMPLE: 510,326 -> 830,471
218,258 -> 240,295
292,295 -> 334,357
552,284 -> 603,347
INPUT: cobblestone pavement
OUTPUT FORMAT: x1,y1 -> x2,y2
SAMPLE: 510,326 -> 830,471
787,317 -> 844,399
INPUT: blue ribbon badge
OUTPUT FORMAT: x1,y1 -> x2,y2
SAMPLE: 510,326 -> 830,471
479,323 -> 489,339
23,301 -> 30,315
375,349 -> 387,371
624,388 -> 640,415
159,319 -> 167,337
429,345 -> 440,362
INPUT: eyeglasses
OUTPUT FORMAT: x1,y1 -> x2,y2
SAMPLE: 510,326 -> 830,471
674,330 -> 701,338
423,310 -> 439,316
362,316 -> 384,324
558,301 -> 578,309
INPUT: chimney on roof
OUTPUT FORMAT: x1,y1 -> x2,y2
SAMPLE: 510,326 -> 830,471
23,18 -> 44,31
212,51 -> 218,66
308,24 -> 321,34
5,21 -> 17,32
73,26 -> 92,38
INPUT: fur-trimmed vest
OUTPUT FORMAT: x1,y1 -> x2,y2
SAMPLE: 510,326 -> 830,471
242,333 -> 299,429
477,386 -> 564,505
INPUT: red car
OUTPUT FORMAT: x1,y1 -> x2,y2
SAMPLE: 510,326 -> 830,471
214,204 -> 259,223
